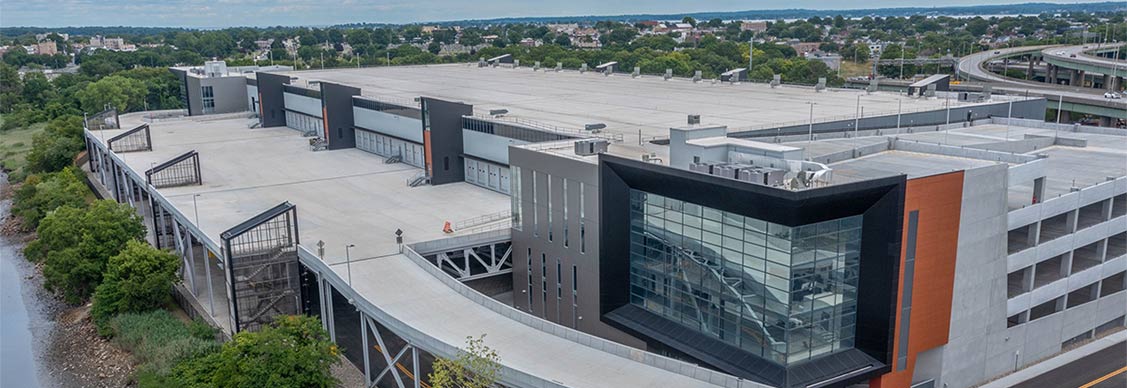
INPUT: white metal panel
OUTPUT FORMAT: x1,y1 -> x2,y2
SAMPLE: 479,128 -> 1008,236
353,107 -> 424,144
283,92 -> 323,117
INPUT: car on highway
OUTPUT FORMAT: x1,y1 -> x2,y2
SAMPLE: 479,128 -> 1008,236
993,51 -> 1000,54
1105,92 -> 1122,99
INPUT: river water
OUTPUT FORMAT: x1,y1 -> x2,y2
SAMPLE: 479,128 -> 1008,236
0,179 -> 55,387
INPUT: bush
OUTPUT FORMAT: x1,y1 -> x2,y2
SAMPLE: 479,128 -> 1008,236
170,315 -> 339,388
11,167 -> 88,230
110,310 -> 220,384
25,123 -> 85,174
93,240 -> 181,335
27,199 -> 145,303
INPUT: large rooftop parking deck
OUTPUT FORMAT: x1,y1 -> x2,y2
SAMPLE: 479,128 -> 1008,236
271,64 -> 999,143
89,112 -> 731,388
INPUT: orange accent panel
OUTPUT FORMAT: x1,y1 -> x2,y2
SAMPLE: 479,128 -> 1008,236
872,171 -> 964,388
423,130 -> 433,177
322,106 -> 329,143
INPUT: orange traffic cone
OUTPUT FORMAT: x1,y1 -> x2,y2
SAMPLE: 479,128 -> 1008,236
443,221 -> 453,234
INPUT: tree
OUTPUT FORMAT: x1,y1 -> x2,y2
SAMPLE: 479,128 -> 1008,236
171,315 -> 339,388
966,18 -> 991,36
92,240 -> 181,335
429,335 -> 501,388
11,168 -> 88,230
28,200 -> 146,303
682,16 -> 697,27
76,75 -> 147,113
25,130 -> 84,173
553,34 -> 572,47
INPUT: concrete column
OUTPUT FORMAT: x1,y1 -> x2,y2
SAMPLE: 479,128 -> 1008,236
1069,69 -> 1080,86
1099,116 -> 1113,127
1027,60 -> 1035,80
1033,177 -> 1046,204
1104,74 -> 1113,90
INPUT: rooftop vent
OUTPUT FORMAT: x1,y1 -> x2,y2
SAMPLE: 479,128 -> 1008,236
584,123 -> 607,132
489,109 -> 509,117
688,115 -> 701,125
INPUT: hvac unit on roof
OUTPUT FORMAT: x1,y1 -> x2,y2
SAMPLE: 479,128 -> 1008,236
584,123 -> 607,133
574,139 -> 609,156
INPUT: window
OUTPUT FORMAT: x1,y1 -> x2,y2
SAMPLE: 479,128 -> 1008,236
511,166 -> 522,230
533,171 -> 539,237
527,248 -> 533,312
543,175 -> 547,242
579,182 -> 586,254
572,265 -> 579,328
563,179 -> 569,247
626,189 -> 863,365
557,259 -> 562,320
201,86 -> 215,113
541,254 -> 548,315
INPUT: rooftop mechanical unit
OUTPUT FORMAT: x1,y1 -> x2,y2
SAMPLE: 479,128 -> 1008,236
574,139 -> 610,156
689,161 -> 786,187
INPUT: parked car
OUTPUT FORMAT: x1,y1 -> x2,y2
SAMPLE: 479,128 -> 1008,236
1105,92 -> 1122,99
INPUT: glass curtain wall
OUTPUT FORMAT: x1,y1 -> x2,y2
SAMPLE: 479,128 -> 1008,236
627,189 -> 861,365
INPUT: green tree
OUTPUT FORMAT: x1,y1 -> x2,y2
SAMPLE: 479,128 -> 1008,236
11,168 -> 88,230
682,16 -> 697,27
76,75 -> 147,113
92,240 -> 181,335
28,200 -> 146,303
429,335 -> 501,388
170,315 -> 339,388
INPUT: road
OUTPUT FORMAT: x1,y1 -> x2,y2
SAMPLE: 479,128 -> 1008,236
1043,43 -> 1126,73
956,45 -> 1127,118
1012,341 -> 1127,388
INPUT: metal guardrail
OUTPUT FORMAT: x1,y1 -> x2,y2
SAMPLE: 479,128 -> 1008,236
453,210 -> 511,230
469,114 -> 625,142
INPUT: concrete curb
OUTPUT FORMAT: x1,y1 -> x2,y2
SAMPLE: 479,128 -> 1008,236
978,330 -> 1127,388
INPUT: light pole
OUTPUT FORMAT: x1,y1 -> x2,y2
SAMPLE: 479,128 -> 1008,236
806,102 -> 817,143
1005,99 -> 1014,141
345,244 -> 356,285
896,99 -> 902,129
854,94 -> 861,146
1056,95 -> 1064,124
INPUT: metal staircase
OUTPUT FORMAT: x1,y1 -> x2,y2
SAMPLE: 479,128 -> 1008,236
384,154 -> 403,164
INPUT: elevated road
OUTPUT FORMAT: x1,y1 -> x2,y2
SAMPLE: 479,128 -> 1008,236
1042,43 -> 1125,77
957,45 -> 1126,120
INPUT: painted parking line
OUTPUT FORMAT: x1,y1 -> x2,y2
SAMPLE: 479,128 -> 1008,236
1079,365 -> 1127,388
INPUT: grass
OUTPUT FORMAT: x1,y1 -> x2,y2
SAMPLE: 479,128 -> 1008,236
0,115 -> 48,174
838,60 -> 874,79
110,310 -> 220,385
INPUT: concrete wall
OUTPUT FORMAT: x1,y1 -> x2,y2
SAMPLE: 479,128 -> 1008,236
199,76 -> 250,115
938,164 -> 1011,388
508,146 -> 645,349
353,107 -> 423,144
730,98 -> 1047,140
463,129 -> 528,165
321,82 -> 360,150
283,91 -> 322,118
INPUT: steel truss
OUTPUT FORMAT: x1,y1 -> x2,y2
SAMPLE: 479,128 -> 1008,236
108,124 -> 153,153
221,202 -> 301,332
146,150 -> 202,188
423,241 -> 512,281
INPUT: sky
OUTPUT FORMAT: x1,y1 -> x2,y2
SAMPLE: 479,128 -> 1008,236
0,0 -> 1115,28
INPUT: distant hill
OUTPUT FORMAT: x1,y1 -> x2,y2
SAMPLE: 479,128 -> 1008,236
340,2 -> 1127,27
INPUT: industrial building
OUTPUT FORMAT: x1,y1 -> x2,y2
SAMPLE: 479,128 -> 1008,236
79,61 -> 1123,388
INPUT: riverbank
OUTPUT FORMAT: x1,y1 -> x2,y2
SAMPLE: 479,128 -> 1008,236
1,177 -> 134,387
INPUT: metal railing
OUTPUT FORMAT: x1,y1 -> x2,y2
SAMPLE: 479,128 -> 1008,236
468,113 -> 625,142
453,210 -> 511,231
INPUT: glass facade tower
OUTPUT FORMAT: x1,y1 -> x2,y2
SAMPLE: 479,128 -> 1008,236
627,189 -> 862,365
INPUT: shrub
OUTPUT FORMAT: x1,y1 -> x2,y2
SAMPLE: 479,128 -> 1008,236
93,240 -> 181,335
25,129 -> 84,174
170,315 -> 339,388
28,199 -> 145,303
429,334 -> 501,388
11,167 -> 88,230
110,310 -> 221,384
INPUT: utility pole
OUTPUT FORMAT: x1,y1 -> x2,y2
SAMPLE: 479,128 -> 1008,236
806,102 -> 817,143
900,43 -> 906,80
748,37 -> 754,76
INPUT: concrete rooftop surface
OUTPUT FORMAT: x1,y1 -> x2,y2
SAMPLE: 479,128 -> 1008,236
268,64 -> 995,143
99,113 -> 510,261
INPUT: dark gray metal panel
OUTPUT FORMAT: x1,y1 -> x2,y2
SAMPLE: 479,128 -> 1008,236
256,72 -> 291,128
422,97 -> 472,186
320,82 -> 361,150
185,75 -> 203,116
